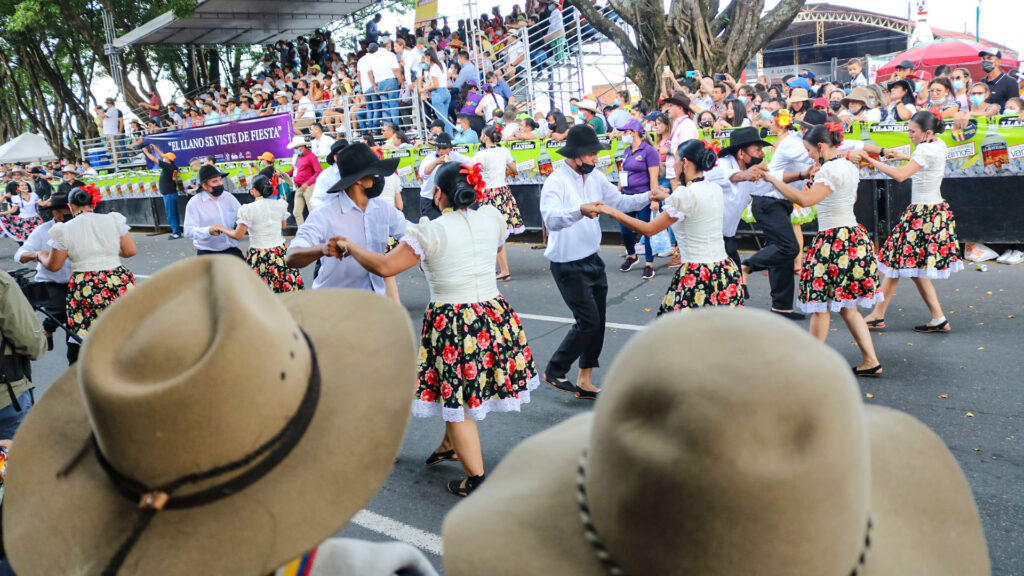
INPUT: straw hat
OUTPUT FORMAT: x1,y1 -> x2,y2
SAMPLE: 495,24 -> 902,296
575,99 -> 600,114
843,86 -> 877,109
286,136 -> 309,149
4,256 -> 417,576
786,87 -> 811,105
443,309 -> 989,576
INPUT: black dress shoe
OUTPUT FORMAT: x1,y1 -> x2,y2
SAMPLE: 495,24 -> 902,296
771,310 -> 806,321
543,373 -> 577,394
853,364 -> 883,378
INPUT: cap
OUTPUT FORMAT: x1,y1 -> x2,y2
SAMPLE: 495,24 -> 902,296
799,70 -> 817,81
978,47 -> 1002,59
257,152 -> 275,162
643,111 -> 661,121
787,77 -> 811,91
812,97 -> 829,109
896,59 -> 915,70
434,133 -> 453,148
620,119 -> 644,133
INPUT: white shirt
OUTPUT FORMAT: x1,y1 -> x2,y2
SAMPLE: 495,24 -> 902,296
839,107 -> 882,122
10,193 -> 40,219
296,96 -> 316,120
540,163 -> 650,263
418,150 -> 473,199
851,73 -> 868,88
429,64 -> 448,90
310,165 -> 341,212
380,173 -> 401,206
813,159 -> 860,231
48,212 -> 129,272
357,54 -> 375,90
236,197 -> 289,249
370,49 -> 400,83
767,131 -> 815,195
501,122 -> 520,140
288,192 -> 408,293
475,146 -> 514,189
506,39 -> 525,68
103,107 -> 120,136
909,140 -> 947,205
402,49 -> 422,87
665,116 -> 700,179
310,133 -> 336,158
402,206 -> 506,303
183,191 -> 241,252
478,93 -> 505,123
15,220 -> 70,283
547,8 -> 564,36
661,180 -> 728,263
704,155 -> 755,237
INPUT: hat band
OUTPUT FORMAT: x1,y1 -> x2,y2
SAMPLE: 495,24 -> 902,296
575,450 -> 873,576
66,330 -> 322,575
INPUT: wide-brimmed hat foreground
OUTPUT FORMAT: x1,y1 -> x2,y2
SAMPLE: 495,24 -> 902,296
443,309 -> 989,576
4,256 -> 417,576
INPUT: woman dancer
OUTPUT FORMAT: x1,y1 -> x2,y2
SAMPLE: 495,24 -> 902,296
210,174 -> 304,293
474,126 -> 521,281
335,162 -> 537,497
0,181 -> 42,243
39,185 -> 136,341
763,124 -> 883,376
599,139 -> 744,313
854,109 -> 962,333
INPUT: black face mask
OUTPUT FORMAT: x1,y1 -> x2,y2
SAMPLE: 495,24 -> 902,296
829,101 -> 843,111
744,155 -> 764,166
577,161 -> 596,175
700,121 -> 713,128
209,185 -> 226,197
548,122 -> 557,131
364,175 -> 385,198
981,60 -> 996,73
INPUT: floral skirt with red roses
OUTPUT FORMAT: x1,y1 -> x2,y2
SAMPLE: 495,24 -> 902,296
798,225 -> 884,313
659,259 -> 744,315
478,186 -> 525,234
245,245 -> 304,293
66,266 -> 135,340
412,296 -> 539,422
877,202 -> 962,279
0,215 -> 42,242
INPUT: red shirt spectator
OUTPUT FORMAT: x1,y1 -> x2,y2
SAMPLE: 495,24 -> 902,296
290,146 -> 322,187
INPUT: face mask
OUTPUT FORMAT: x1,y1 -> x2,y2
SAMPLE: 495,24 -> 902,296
969,95 -> 986,107
364,175 -> 385,198
621,134 -> 634,145
744,155 -> 764,166
981,61 -> 996,73
760,109 -> 772,120
1007,108 -> 1022,115
210,185 -> 225,197
548,122 -> 557,131
700,120 -> 713,128
737,96 -> 748,106
951,80 -> 965,92
614,98 -> 621,106
849,104 -> 863,115
577,161 -> 596,175
829,101 -> 843,111
915,82 -> 926,94
570,105 -> 578,113
929,96 -> 946,106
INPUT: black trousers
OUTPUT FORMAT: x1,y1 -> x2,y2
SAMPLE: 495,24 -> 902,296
197,247 -> 246,260
40,282 -> 79,365
546,254 -> 608,378
419,197 -> 442,221
723,236 -> 741,270
746,196 -> 799,311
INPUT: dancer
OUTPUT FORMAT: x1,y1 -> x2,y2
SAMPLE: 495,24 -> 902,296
0,181 -> 42,243
474,126 -> 521,281
335,162 -> 538,497
854,109 -> 962,333
600,139 -> 744,313
765,108 -> 816,274
210,174 -> 304,293
38,185 -> 136,341
183,164 -> 244,258
763,124 -> 883,376
540,126 -> 667,399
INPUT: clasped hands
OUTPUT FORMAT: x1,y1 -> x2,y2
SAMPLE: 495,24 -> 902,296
581,188 -> 668,219
323,235 -> 351,259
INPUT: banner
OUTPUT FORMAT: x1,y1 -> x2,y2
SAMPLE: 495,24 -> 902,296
414,0 -> 438,26
142,113 -> 293,169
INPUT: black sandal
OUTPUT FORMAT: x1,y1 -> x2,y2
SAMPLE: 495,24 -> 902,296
425,449 -> 459,467
495,273 -> 512,282
914,320 -> 950,333
575,386 -> 600,400
853,364 -> 883,378
447,474 -> 486,497
543,373 -> 577,394
865,318 -> 886,330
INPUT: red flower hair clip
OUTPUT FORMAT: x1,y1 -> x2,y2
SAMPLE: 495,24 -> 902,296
824,122 -> 845,142
82,183 -> 103,209
927,107 -> 944,122
776,109 -> 793,128
701,139 -> 721,154
459,163 -> 487,202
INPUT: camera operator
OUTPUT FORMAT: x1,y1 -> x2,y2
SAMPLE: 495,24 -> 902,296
13,192 -> 77,365
0,269 -> 46,440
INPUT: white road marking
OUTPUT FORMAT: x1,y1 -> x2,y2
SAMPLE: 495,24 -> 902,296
134,274 -> 151,279
517,313 -> 645,332
351,510 -> 444,556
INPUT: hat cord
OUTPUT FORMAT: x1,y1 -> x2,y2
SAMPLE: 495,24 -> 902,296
576,450 -> 873,576
66,330 -> 321,576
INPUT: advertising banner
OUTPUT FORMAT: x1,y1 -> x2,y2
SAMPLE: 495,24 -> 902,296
414,0 -> 438,26
142,113 -> 293,168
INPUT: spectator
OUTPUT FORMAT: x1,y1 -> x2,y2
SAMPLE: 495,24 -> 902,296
883,79 -> 916,122
709,83 -> 729,115
452,113 -> 480,144
893,59 -> 916,80
515,117 -> 539,140
357,46 -> 379,130
950,67 -> 972,108
714,100 -> 751,131
840,87 -> 882,123
615,119 -> 661,280
309,123 -> 336,157
662,90 -> 699,199
934,64 -> 952,79
454,50 -> 478,91
926,78 -> 960,118
370,41 -> 403,126
576,99 -> 605,134
366,13 -> 382,45
486,70 -> 513,104
696,110 -> 716,129
238,98 -> 257,120
787,87 -> 811,116
420,48 -> 452,136
190,106 -> 206,126
293,87 -> 317,132
458,80 -> 485,133
1004,97 -> 1023,115
203,100 -> 221,124
102,97 -> 123,162
80,160 -> 98,177
287,137 -> 322,225
141,89 -> 162,122
500,108 -> 520,140
544,110 -> 570,141
959,82 -> 1001,119
605,100 -> 631,131
0,269 -> 46,439
978,47 -> 1018,111
476,83 -> 505,125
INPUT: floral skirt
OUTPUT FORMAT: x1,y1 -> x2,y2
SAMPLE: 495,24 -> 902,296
413,296 -> 539,422
0,215 -> 42,242
659,259 -> 744,315
798,225 -> 884,313
479,185 -> 525,234
245,246 -> 304,293
877,202 -> 962,279
67,266 -> 135,340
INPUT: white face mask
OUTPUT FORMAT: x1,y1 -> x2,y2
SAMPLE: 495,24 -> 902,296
622,134 -> 634,145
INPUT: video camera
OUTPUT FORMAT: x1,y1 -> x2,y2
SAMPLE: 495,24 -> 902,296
9,268 -> 81,344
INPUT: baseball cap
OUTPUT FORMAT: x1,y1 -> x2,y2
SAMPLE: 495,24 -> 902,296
978,47 -> 1002,59
786,77 -> 811,91
896,59 -> 915,70
434,133 -> 453,148
257,152 -> 275,162
799,70 -> 817,81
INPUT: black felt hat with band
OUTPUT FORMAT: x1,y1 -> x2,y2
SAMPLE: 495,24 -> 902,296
326,143 -> 400,194
794,108 -> 829,131
718,127 -> 773,158
326,139 -> 349,166
558,125 -> 610,159
198,164 -> 228,184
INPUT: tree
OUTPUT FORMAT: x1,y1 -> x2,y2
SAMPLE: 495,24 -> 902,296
565,0 -> 806,103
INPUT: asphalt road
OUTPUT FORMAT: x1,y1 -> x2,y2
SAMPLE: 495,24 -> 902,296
2,232 -> 1021,575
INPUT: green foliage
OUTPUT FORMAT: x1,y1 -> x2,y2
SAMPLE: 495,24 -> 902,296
164,0 -> 196,18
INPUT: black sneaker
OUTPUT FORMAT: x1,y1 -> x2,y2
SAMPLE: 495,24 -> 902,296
620,256 -> 639,272
642,266 -> 655,280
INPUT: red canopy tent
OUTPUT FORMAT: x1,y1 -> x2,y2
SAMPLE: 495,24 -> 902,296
875,40 -> 1020,83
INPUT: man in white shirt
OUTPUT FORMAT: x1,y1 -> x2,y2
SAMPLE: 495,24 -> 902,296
294,88 -> 317,129
102,97 -> 122,163
662,91 -> 700,189
371,43 -> 403,127
540,126 -> 668,398
309,123 -> 336,158
310,139 -> 349,213
396,38 -> 421,94
286,143 -> 407,293
183,165 -> 243,258
417,133 -> 472,220
357,46 -> 380,130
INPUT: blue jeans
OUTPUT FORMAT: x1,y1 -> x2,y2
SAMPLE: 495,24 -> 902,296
364,89 -> 381,130
162,193 -> 181,235
430,90 -> 453,136
621,204 -> 653,263
376,78 -> 400,126
0,390 -> 34,440
658,177 -> 678,247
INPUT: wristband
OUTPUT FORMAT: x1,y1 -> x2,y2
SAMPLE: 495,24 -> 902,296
880,147 -> 886,157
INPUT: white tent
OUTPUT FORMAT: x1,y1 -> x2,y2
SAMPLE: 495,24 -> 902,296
0,133 -> 57,164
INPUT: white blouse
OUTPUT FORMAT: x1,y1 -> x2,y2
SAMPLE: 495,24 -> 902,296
11,193 -> 40,219
380,173 -> 401,206
475,146 -> 514,189
401,205 -> 507,304
49,212 -> 129,272
909,140 -> 947,205
236,198 -> 289,250
813,159 -> 860,231
661,180 -> 728,264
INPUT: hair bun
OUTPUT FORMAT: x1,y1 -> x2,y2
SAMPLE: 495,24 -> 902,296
452,184 -> 478,208
69,187 -> 92,207
699,149 -> 717,172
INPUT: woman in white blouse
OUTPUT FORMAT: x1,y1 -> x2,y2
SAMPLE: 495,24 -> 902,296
0,181 -> 42,243
39,185 -> 136,341
599,139 -> 745,313
335,162 -> 538,498
764,124 -> 883,377
474,126 -> 520,281
210,174 -> 304,293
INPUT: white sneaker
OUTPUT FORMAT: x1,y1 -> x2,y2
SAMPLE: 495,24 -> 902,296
997,249 -> 1014,263
1005,250 -> 1024,265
